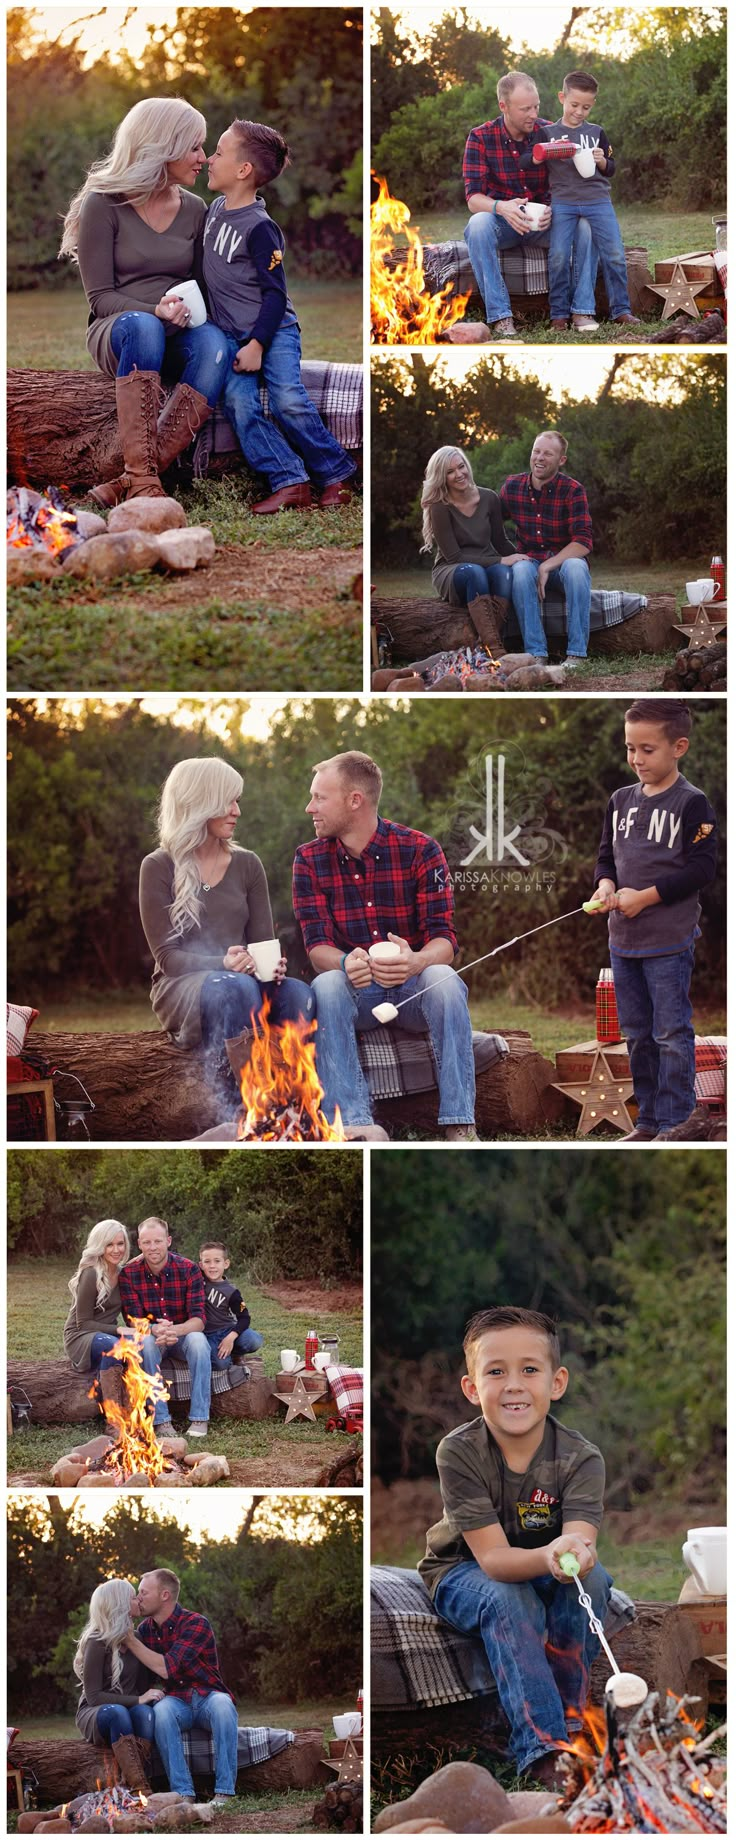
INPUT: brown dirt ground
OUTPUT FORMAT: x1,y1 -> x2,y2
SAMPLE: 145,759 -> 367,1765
136,541 -> 362,613
213,1807 -> 314,1833
260,1279 -> 363,1313
227,1451 -> 331,1487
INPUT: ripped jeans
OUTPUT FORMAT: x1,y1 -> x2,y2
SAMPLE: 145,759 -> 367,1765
110,312 -> 227,406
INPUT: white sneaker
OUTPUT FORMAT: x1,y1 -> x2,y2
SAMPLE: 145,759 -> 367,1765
187,1420 -> 209,1437
562,655 -> 586,669
572,315 -> 598,332
492,316 -> 518,337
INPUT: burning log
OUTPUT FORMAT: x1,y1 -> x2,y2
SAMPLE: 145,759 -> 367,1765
228,1003 -> 345,1142
7,1359 -> 277,1426
9,1732 -> 329,1805
561,1693 -> 726,1832
371,178 -> 471,343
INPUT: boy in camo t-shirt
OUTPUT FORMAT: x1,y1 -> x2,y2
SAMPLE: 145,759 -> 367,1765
419,1306 -> 611,1790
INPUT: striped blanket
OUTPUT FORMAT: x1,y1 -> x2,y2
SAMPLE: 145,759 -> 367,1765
192,360 -> 363,477
358,1028 -> 508,1102
424,240 -> 548,299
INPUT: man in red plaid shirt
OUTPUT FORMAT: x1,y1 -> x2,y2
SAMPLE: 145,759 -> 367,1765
463,69 -> 595,336
124,1568 -> 237,1803
499,429 -> 593,664
293,751 -> 477,1141
118,1218 -> 212,1440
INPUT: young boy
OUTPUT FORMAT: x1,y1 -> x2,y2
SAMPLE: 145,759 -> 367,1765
540,70 -> 639,331
419,1306 -> 611,1789
199,1241 -> 264,1369
592,698 -> 718,1142
203,120 -> 356,515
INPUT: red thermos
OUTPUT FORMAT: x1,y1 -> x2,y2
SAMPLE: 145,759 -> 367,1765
596,968 -> 621,1044
710,555 -> 725,599
357,1687 -> 363,1730
305,1329 -> 319,1371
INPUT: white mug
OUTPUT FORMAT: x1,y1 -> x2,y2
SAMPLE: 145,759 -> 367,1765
313,1351 -> 331,1372
369,940 -> 401,964
281,1349 -> 298,1372
334,1713 -> 362,1739
686,579 -> 716,604
520,201 -> 547,229
249,938 -> 282,982
162,278 -> 208,327
573,147 -> 597,179
682,1526 -> 727,1597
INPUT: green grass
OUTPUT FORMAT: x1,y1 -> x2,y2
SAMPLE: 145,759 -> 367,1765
12,1698 -> 339,1743
8,279 -> 362,369
372,558 -> 699,607
7,1258 -> 362,1482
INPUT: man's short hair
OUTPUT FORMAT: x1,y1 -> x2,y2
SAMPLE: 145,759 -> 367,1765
199,1239 -> 229,1257
150,1568 -> 181,1601
464,1306 -> 561,1374
230,119 -> 290,186
314,751 -> 383,805
535,428 -> 568,460
497,70 -> 538,108
625,699 -> 692,741
563,70 -> 599,96
138,1216 -> 170,1236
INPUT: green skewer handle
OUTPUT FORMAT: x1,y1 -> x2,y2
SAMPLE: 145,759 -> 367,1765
582,899 -> 607,915
559,1551 -> 580,1576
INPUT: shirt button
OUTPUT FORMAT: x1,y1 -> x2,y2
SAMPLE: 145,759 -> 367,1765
373,930 -> 379,937
367,901 -> 372,907
354,874 -> 359,881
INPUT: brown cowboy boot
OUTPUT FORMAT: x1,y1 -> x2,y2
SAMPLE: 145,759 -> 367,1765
90,369 -> 166,504
466,592 -> 508,654
111,1733 -> 153,1793
91,380 -> 213,508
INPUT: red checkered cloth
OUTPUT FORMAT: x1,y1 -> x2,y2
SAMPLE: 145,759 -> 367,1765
694,1037 -> 727,1111
326,1365 -> 363,1416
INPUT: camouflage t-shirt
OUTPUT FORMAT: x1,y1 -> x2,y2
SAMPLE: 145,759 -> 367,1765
418,1412 -> 605,1600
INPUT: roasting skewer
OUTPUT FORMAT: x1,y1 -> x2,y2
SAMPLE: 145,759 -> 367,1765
371,899 -> 607,1023
559,1552 -> 649,1708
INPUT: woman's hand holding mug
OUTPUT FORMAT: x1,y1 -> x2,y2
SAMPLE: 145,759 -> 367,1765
156,293 -> 191,327
223,945 -> 256,974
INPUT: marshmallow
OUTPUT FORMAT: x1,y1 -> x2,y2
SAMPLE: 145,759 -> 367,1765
373,1002 -> 399,1024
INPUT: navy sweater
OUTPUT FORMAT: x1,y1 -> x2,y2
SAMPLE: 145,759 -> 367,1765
594,773 -> 718,957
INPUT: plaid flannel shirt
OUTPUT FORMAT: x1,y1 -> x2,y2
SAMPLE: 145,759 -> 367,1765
463,116 -> 551,205
292,817 -> 458,957
500,471 -> 593,562
136,1603 -> 233,1703
118,1253 -> 206,1328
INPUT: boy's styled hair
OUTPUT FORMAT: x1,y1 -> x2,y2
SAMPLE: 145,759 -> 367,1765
464,1307 -> 561,1373
563,70 -> 599,95
230,119 -> 291,186
625,698 -> 692,741
200,1240 -> 229,1257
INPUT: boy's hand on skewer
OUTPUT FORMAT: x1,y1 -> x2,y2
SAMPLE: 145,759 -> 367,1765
233,339 -> 264,373
547,1531 -> 596,1581
371,933 -> 417,986
589,879 -> 617,913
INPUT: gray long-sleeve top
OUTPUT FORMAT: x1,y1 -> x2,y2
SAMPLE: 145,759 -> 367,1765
594,772 -> 718,956
77,188 -> 207,376
138,845 -> 275,1046
76,1636 -> 154,1745
430,489 -> 517,604
63,1266 -> 123,1371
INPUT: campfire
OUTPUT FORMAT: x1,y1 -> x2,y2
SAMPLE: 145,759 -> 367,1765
371,174 -> 471,342
558,1693 -> 726,1832
30,1784 -> 214,1831
7,485 -> 82,556
236,1002 -> 345,1142
50,1323 -> 230,1489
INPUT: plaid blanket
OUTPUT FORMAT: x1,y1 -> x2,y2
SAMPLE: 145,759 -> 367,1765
357,1027 -> 507,1102
424,239 -> 548,299
162,1357 -> 250,1402
371,1566 -> 637,1711
191,360 -> 363,478
504,588 -> 647,646
694,1037 -> 727,1110
326,1364 -> 363,1416
142,1724 -> 292,1782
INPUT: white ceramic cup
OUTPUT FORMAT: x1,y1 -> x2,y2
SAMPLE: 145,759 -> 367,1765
281,1349 -> 298,1372
573,146 -> 597,179
686,579 -> 716,604
334,1713 -> 362,1739
682,1526 -> 727,1596
369,940 -> 402,964
249,938 -> 282,981
313,1351 -> 331,1372
162,278 -> 208,326
520,201 -> 547,229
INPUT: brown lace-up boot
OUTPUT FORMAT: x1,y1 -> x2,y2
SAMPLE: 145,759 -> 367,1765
111,1733 -> 153,1793
90,369 -> 165,504
91,379 -> 214,508
466,592 -> 508,654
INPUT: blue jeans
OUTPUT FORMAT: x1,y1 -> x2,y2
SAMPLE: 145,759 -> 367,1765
610,945 -> 696,1132
464,212 -> 596,324
507,557 -> 591,658
548,199 -> 632,321
110,312 -> 228,407
200,970 -> 315,1105
453,562 -> 514,613
435,1558 -> 612,1772
95,1703 -> 156,1745
89,1331 -> 124,1372
141,1330 -> 211,1426
206,1325 -> 264,1370
153,1690 -> 237,1797
222,323 -> 356,491
311,966 -> 475,1128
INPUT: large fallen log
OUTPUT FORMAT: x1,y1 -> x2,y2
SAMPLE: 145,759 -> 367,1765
6,1357 -> 278,1425
371,1603 -> 710,1768
24,1026 -> 557,1141
8,1730 -> 329,1803
372,595 -> 677,664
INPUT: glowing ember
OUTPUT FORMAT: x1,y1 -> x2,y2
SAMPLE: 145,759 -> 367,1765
88,1318 -> 170,1482
237,998 -> 344,1141
560,1693 -> 726,1832
7,484 -> 81,555
371,174 -> 471,343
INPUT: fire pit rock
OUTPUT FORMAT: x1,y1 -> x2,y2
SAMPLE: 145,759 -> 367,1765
108,498 -> 188,535
60,531 -> 164,582
375,1761 -> 515,1831
32,1785 -> 217,1832
155,527 -> 217,571
51,1432 -> 230,1490
7,549 -> 62,584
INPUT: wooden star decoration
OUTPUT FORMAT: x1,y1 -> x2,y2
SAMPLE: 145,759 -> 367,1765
322,1736 -> 363,1784
274,1374 -> 317,1423
552,1045 -> 634,1137
673,603 -> 727,651
648,260 -> 710,322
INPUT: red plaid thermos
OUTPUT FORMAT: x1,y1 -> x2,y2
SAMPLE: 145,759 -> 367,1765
357,1687 -> 363,1730
596,968 -> 620,1043
710,555 -> 725,598
305,1329 -> 319,1371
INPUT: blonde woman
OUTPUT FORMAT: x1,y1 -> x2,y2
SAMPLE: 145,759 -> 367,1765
75,1579 -> 163,1790
139,756 -> 313,1103
63,1219 -> 132,1374
60,97 -> 226,505
420,446 -> 526,651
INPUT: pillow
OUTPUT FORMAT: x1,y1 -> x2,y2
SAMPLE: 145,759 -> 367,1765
6,1003 -> 39,1058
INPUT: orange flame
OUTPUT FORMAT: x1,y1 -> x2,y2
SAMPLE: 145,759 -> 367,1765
236,998 -> 344,1141
371,174 -> 471,343
7,489 -> 78,554
89,1319 -> 170,1482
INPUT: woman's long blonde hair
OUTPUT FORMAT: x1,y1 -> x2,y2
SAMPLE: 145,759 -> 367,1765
420,446 -> 477,552
74,1579 -> 137,1687
158,757 -> 244,936
68,1220 -> 131,1309
59,96 -> 207,261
